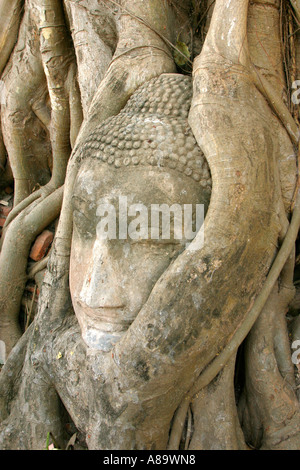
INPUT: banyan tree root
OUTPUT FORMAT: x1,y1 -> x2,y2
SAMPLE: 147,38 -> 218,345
168,0 -> 300,449
167,191 -> 300,449
291,314 -> 300,401
0,0 -> 299,451
239,281 -> 300,449
189,355 -> 247,450
74,0 -> 179,145
4,0 -> 294,450
0,186 -> 63,359
168,354 -> 247,450
38,0 -> 186,317
1,6 -> 51,206
33,0 -> 83,189
0,0 -> 186,359
238,221 -> 300,450
74,0 -> 298,449
1,0 -> 82,208
0,0 -> 82,352
0,0 -> 24,77
291,0 -> 300,24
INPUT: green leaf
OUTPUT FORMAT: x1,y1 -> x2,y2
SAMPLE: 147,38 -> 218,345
45,432 -> 50,450
174,41 -> 190,67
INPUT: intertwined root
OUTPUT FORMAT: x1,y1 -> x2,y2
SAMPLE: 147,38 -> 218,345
0,0 -> 299,451
0,0 -> 180,357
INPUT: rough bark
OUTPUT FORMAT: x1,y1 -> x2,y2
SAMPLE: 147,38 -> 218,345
0,0 -> 299,451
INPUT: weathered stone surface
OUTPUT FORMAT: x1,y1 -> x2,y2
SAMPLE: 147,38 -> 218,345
69,73 -> 212,352
0,73 -> 213,450
79,74 -> 212,191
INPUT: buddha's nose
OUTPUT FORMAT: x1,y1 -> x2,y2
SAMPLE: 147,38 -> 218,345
79,239 -> 125,309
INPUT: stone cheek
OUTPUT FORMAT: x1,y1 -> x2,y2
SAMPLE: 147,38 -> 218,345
80,74 -> 212,192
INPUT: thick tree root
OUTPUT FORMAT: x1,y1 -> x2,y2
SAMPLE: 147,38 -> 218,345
168,191 -> 300,449
0,0 -> 299,451
189,355 -> 247,450
240,282 -> 300,449
0,0 -> 24,77
0,186 -> 63,358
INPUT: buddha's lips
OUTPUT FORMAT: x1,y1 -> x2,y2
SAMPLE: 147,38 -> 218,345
74,297 -> 133,327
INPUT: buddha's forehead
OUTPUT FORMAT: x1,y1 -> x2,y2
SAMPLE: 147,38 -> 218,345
75,159 -> 203,206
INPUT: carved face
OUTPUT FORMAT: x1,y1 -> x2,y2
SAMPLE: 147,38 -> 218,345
70,159 -> 208,351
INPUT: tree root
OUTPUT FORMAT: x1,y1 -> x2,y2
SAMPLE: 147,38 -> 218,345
0,0 -> 24,77
189,355 -> 247,450
0,0 -> 299,451
1,182 -> 60,248
27,255 -> 50,281
0,0 -> 180,367
0,186 -> 63,358
168,190 -> 300,449
36,0 -> 82,191
1,0 -> 82,207
168,0 -> 300,450
1,8 -> 50,206
240,280 -> 300,449
290,0 -> 300,25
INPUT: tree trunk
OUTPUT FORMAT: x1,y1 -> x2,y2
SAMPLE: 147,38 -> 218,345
0,0 -> 299,450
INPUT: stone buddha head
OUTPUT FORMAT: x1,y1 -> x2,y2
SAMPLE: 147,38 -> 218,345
70,74 -> 211,351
